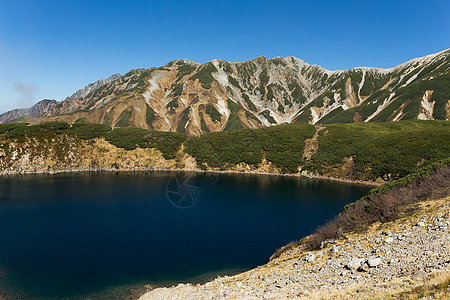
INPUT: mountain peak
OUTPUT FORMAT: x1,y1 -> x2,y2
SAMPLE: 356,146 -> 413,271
1,50 -> 448,133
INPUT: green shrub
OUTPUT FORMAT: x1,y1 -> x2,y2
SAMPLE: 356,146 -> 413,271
205,104 -> 221,122
0,121 -> 71,139
105,127 -> 186,159
305,158 -> 450,250
72,123 -> 112,139
185,122 -> 315,172
304,120 -> 450,180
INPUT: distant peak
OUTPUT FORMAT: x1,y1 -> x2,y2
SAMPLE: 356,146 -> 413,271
251,56 -> 268,62
166,58 -> 199,67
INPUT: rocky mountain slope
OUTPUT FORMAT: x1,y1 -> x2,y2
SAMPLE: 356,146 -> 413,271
1,50 -> 449,135
0,99 -> 58,124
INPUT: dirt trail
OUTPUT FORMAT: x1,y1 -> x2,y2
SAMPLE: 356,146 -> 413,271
302,125 -> 324,161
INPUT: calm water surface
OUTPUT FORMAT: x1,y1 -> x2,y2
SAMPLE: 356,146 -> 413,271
0,172 -> 371,299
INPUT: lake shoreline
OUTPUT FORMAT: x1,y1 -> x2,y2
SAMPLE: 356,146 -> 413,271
0,167 -> 382,187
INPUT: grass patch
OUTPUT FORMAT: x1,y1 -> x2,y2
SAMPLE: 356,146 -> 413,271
223,99 -> 244,131
205,104 -> 222,123
259,110 -> 277,124
177,107 -> 191,133
188,62 -> 216,89
146,105 -> 156,129
116,110 -> 132,127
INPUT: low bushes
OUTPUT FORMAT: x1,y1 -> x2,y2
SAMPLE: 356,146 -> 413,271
0,122 -> 186,160
303,120 -> 450,180
304,158 -> 450,250
185,122 -> 315,173
104,127 -> 186,159
72,123 -> 112,139
0,121 -> 71,139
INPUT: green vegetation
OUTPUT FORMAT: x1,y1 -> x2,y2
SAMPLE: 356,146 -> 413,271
305,158 -> 450,250
259,110 -> 277,124
228,76 -> 241,89
166,99 -> 179,110
205,104 -> 222,123
244,111 -> 261,125
258,70 -> 269,96
294,109 -> 312,123
199,112 -> 210,132
72,123 -> 112,139
104,127 -> 186,159
303,120 -> 450,180
185,122 -> 315,172
188,62 -> 216,89
176,63 -> 196,79
146,105 -> 156,129
242,93 -> 257,112
372,71 -> 450,122
0,121 -> 186,160
171,83 -> 184,97
0,121 -> 71,139
1,120 -> 448,181
359,73 -> 391,97
224,99 -> 244,131
177,107 -> 190,133
362,157 -> 450,200
116,110 -> 132,127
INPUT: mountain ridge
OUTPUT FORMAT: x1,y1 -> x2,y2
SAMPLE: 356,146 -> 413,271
1,49 -> 449,134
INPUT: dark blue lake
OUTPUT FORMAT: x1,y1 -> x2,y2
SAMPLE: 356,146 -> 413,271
0,172 -> 371,299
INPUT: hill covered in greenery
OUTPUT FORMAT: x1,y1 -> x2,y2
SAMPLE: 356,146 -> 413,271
0,120 -> 448,182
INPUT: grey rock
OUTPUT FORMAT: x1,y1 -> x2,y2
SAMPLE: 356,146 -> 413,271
265,285 -> 277,292
305,252 -> 316,262
367,257 -> 383,267
385,237 -> 394,244
346,258 -> 363,271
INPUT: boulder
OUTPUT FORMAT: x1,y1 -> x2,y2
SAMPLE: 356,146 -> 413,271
346,258 -> 363,271
305,252 -> 316,262
358,263 -> 370,272
367,257 -> 383,267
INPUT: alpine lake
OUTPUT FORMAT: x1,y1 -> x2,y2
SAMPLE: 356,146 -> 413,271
0,172 -> 371,299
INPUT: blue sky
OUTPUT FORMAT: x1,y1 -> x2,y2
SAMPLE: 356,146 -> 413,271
0,0 -> 449,112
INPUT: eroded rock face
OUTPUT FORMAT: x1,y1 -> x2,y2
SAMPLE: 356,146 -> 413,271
2,50 -> 449,133
0,135 -> 192,175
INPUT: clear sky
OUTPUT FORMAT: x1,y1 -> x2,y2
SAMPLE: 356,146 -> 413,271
0,0 -> 449,112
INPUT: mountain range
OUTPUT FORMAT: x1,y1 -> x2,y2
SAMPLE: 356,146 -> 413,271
1,49 -> 449,135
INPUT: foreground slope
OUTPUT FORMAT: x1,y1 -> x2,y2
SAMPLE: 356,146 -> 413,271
1,50 -> 449,134
139,161 -> 450,299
